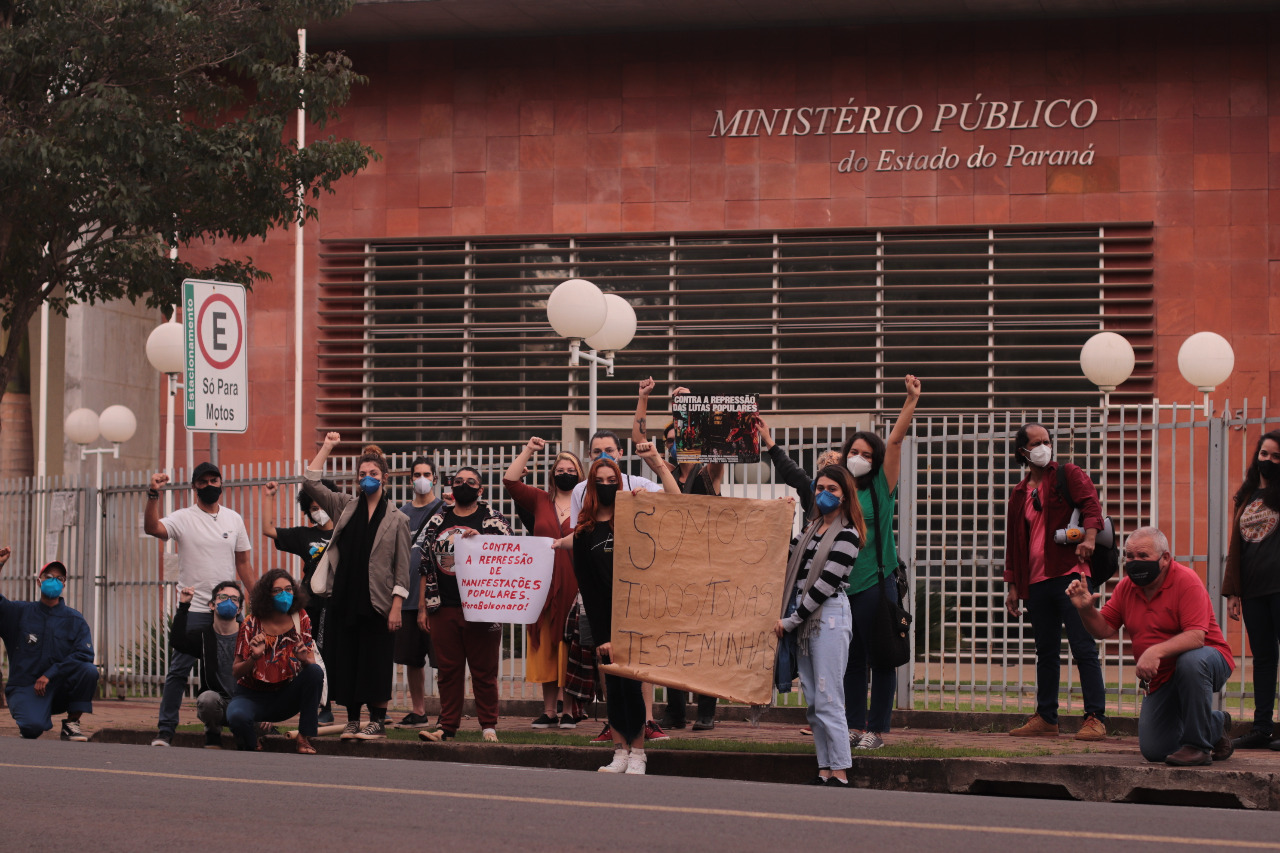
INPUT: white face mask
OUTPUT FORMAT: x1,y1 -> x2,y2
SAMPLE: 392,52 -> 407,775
413,476 -> 434,496
310,508 -> 331,526
846,455 -> 873,478
1027,444 -> 1053,468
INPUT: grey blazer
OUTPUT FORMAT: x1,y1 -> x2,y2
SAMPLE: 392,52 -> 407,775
302,469 -> 411,616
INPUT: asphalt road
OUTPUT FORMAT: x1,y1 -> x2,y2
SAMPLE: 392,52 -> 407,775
3,738 -> 1280,852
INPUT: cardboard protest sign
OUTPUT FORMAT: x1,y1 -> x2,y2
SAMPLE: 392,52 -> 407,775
670,394 -> 759,463
601,491 -> 793,704
453,534 -> 554,624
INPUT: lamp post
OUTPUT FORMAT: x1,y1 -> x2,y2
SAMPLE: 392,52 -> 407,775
146,319 -> 186,516
65,405 -> 137,665
1178,331 -> 1235,417
1079,332 -> 1136,408
546,279 -> 637,437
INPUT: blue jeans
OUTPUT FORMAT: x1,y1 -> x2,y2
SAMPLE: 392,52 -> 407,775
797,594 -> 853,772
1241,592 -> 1280,735
7,662 -> 98,739
845,579 -> 898,732
1025,574 -> 1107,724
1138,646 -> 1231,761
159,610 -> 212,734
226,664 -> 324,751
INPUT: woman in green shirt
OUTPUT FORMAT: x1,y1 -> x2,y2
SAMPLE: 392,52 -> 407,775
837,375 -> 920,749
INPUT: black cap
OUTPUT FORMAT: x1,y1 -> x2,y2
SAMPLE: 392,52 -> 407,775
191,461 -> 222,483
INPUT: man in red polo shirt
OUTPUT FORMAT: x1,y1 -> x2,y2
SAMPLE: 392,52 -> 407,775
1066,526 -> 1235,766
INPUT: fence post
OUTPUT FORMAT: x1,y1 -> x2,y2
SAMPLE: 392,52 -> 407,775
1206,414 -> 1228,609
896,434 -> 916,709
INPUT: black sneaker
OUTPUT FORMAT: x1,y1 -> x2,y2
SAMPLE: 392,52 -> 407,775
150,732 -> 172,747
60,720 -> 87,742
317,706 -> 335,725
353,720 -> 387,740
658,715 -> 687,730
692,717 -> 716,731
558,714 -> 578,729
397,712 -> 431,729
531,713 -> 557,729
825,775 -> 851,788
204,729 -> 222,749
1233,728 -> 1272,749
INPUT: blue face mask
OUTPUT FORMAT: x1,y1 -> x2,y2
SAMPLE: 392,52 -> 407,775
215,599 -> 239,619
360,475 -> 381,495
598,452 -> 615,463
815,489 -> 841,514
40,577 -> 64,599
273,591 -> 294,613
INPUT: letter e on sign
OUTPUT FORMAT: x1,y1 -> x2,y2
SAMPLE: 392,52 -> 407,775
184,279 -> 248,433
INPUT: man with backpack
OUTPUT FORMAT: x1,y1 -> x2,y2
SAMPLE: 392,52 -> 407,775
1002,423 -> 1111,741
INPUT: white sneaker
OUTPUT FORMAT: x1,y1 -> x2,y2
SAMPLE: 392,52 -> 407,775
598,748 -> 629,773
482,728 -> 499,743
625,750 -> 647,775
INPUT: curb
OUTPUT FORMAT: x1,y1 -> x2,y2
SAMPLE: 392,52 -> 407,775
91,728 -> 1278,809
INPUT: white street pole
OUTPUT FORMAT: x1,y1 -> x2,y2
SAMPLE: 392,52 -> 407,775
293,27 -> 306,468
588,348 -> 598,438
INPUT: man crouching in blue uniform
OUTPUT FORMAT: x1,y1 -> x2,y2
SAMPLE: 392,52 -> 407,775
0,548 -> 98,740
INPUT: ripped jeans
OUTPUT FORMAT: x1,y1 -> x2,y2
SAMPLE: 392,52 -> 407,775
797,593 -> 853,772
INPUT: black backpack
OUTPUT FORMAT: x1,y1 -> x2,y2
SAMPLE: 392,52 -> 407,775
1053,464 -> 1119,586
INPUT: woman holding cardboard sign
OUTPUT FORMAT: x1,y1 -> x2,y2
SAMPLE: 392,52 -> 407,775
566,441 -> 681,775
503,437 -> 586,729
775,466 -> 865,787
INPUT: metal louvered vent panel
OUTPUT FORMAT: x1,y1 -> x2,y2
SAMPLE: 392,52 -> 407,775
318,224 -> 1154,449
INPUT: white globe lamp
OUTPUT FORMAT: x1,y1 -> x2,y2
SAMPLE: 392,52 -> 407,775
1079,332 -> 1135,393
546,279 -> 608,341
64,408 -> 100,446
584,294 -> 637,354
1177,332 -> 1234,391
1178,331 -> 1234,415
145,322 -> 186,375
99,405 -> 138,445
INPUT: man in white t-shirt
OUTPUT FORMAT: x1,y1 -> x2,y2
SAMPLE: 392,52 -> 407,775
568,430 -> 663,524
144,461 -> 252,746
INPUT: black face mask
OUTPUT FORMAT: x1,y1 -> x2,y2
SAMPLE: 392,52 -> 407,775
451,483 -> 480,507
196,485 -> 222,505
1125,559 -> 1163,587
1258,459 -> 1280,482
553,473 -> 580,493
595,483 -> 619,507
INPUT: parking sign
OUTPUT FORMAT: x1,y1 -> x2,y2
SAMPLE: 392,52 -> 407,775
184,279 -> 248,433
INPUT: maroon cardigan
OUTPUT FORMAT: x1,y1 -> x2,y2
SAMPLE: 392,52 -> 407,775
1003,461 -> 1104,600
502,477 -> 577,650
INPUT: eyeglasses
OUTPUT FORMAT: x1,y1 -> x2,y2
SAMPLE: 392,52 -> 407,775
1031,488 -> 1042,511
214,593 -> 242,604
272,587 -> 294,595
452,478 -> 480,487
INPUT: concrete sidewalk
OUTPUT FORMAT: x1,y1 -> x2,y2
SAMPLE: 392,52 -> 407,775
10,696 -> 1280,809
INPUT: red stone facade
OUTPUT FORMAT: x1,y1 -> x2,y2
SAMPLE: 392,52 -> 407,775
176,12 -> 1280,465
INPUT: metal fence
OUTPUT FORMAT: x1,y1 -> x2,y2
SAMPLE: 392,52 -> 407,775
1,407 -> 1273,719
907,401 -> 1273,719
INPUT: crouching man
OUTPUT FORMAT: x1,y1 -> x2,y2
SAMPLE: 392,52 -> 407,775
1066,526 -> 1234,766
0,549 -> 98,741
170,582 -> 243,748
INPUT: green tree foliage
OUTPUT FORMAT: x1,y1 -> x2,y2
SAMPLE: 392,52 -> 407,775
0,0 -> 375,396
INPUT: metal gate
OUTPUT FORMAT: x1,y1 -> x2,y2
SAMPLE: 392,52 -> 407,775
905,402 -> 1274,718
